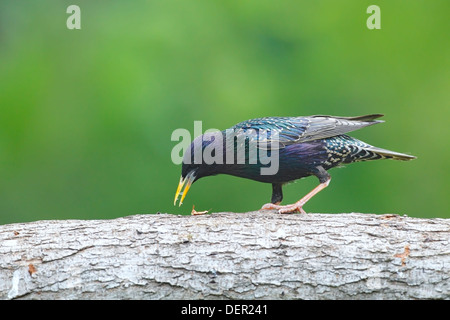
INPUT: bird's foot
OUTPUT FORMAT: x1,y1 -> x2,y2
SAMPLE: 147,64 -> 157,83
260,202 -> 306,214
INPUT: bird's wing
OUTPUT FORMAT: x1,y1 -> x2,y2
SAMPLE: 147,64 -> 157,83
231,114 -> 384,149
295,114 -> 384,142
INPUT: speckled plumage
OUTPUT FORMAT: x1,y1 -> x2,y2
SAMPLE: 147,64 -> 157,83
174,114 -> 416,213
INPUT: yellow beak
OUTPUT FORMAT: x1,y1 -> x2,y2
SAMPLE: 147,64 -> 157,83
174,173 -> 195,207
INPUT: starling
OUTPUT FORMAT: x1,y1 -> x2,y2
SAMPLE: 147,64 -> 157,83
174,114 -> 416,213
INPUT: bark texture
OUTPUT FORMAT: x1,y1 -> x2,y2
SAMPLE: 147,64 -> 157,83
0,212 -> 449,299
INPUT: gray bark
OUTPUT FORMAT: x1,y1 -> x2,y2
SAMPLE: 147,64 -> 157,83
0,212 -> 449,300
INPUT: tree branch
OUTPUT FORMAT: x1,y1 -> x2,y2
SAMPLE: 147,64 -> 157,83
0,212 -> 449,299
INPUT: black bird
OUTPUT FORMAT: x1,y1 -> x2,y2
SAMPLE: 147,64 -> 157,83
174,114 -> 416,213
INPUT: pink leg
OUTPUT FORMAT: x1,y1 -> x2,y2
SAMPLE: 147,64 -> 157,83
261,178 -> 331,214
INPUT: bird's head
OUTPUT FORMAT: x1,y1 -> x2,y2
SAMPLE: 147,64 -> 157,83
173,132 -> 224,206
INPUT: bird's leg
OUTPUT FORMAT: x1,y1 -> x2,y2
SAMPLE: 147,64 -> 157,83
261,167 -> 330,214
261,179 -> 330,214
271,183 -> 283,205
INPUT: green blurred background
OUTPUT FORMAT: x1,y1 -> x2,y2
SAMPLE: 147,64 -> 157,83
0,0 -> 449,224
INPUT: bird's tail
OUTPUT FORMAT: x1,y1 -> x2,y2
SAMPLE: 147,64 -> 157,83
366,146 -> 416,161
340,136 -> 416,162
342,115 -> 416,161
334,135 -> 416,163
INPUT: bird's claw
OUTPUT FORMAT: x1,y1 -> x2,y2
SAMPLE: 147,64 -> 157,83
260,203 -> 306,214
279,205 -> 306,214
